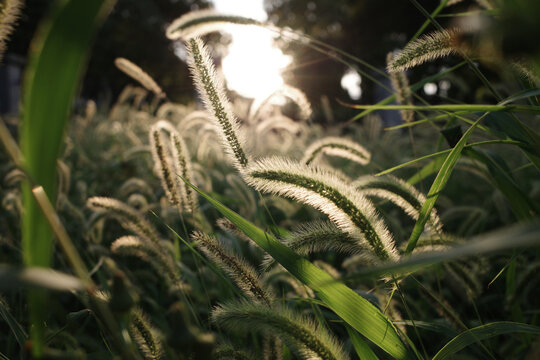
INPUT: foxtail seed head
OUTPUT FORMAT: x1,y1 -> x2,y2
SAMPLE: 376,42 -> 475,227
114,57 -> 164,97
302,137 -> 371,166
244,157 -> 398,261
186,37 -> 249,170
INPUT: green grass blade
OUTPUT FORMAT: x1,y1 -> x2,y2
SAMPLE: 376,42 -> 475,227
0,296 -> 28,348
346,104 -> 540,114
407,157 -> 445,185
343,221 -> 540,280
432,322 -> 540,360
346,325 -> 379,360
186,180 -> 414,359
405,115 -> 485,254
19,0 -> 115,355
464,148 -> 538,219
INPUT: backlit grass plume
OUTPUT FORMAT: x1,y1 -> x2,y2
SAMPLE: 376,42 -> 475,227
262,221 -> 372,270
129,307 -> 163,360
150,120 -> 197,212
212,300 -> 349,360
166,9 -> 261,41
244,157 -> 398,261
111,236 -> 181,288
114,57 -> 164,98
388,29 -> 462,72
302,137 -> 371,166
0,0 -> 23,63
87,196 -> 160,246
186,37 -> 249,169
250,85 -> 312,123
353,175 -> 443,234
387,52 -> 414,123
192,231 -> 272,305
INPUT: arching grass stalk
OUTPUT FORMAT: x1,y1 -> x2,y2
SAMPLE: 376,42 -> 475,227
111,236 -> 181,289
212,300 -> 349,360
388,29 -> 463,72
244,157 -> 398,262
302,137 -> 371,166
114,57 -> 164,98
185,37 -> 249,170
87,196 -> 160,246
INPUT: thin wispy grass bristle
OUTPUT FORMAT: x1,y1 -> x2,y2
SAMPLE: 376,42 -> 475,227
114,57 -> 164,97
87,196 -> 160,245
388,29 -> 462,73
212,300 -> 349,360
387,52 -> 414,123
244,157 -> 398,261
192,232 -> 272,305
166,9 -> 261,40
302,137 -> 371,166
186,37 -> 249,170
353,175 -> 443,234
0,0 -> 23,63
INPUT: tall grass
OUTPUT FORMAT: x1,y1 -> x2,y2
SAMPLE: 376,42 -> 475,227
0,1 -> 539,359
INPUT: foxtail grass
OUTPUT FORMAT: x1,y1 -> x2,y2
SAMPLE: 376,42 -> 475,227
388,28 -> 462,72
387,51 -> 414,123
352,175 -> 443,234
0,0 -> 23,63
212,300 -> 349,360
87,196 -> 160,246
302,137 -> 371,166
114,57 -> 164,98
186,37 -> 249,170
244,157 -> 398,261
129,307 -> 163,360
166,9 -> 261,41
192,231 -> 272,305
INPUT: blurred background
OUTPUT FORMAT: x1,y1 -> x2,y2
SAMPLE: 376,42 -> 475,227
0,0 -> 452,122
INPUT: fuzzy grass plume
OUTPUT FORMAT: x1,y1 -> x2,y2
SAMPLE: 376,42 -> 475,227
87,196 -> 160,245
212,300 -> 349,360
302,137 -> 371,166
0,0 -> 23,63
166,9 -> 261,40
114,57 -> 164,97
262,221 -> 371,270
388,29 -> 462,72
353,175 -> 443,234
129,307 -> 164,360
387,51 -> 414,123
186,37 -> 249,169
192,231 -> 272,305
149,120 -> 197,212
111,236 -> 181,288
244,157 -> 398,261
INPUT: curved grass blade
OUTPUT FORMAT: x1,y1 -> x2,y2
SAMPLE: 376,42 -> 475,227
343,221 -> 540,280
19,0 -> 115,354
346,325 -> 379,360
432,322 -> 540,360
345,103 -> 540,114
183,179 -> 413,359
0,296 -> 28,348
405,115 -> 485,254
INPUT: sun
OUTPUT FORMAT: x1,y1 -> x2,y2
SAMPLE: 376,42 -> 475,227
212,0 -> 292,101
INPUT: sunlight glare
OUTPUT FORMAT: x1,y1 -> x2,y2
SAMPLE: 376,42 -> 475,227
212,0 -> 292,100
341,69 -> 362,100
